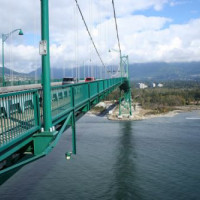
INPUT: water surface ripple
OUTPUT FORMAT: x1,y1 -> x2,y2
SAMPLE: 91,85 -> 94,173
0,111 -> 199,200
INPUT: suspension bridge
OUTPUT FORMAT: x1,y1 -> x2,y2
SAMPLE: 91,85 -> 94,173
0,0 -> 132,179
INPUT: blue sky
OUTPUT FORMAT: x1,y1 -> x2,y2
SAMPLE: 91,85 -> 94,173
134,0 -> 200,25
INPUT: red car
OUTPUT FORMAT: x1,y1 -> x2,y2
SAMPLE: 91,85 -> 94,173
85,77 -> 95,82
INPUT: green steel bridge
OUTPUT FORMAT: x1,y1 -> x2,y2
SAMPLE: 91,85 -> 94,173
0,0 -> 132,181
0,77 -> 132,175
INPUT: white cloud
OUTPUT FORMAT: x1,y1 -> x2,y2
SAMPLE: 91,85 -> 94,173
0,0 -> 200,73
170,0 -> 188,7
110,0 -> 169,16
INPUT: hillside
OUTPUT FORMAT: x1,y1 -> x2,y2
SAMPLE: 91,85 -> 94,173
28,62 -> 200,81
0,67 -> 26,76
129,62 -> 200,81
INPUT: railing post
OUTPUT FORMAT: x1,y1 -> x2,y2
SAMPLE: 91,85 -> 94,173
87,83 -> 91,110
119,90 -> 122,116
2,39 -> 5,87
88,83 -> 90,98
70,86 -> 75,108
129,90 -> 132,116
71,112 -> 76,154
33,91 -> 41,127
70,86 -> 76,154
97,81 -> 99,93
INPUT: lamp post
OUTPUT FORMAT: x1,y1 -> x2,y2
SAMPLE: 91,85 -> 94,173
40,0 -> 53,132
108,48 -> 122,78
1,29 -> 23,87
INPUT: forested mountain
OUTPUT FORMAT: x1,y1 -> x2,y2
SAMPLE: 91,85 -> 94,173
1,62 -> 200,81
129,62 -> 200,81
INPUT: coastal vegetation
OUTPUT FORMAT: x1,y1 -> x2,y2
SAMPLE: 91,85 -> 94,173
133,88 -> 200,113
104,80 -> 200,114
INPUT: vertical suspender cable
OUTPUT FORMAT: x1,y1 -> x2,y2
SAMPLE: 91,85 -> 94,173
111,0 -> 123,77
111,0 -> 122,58
74,0 -> 106,74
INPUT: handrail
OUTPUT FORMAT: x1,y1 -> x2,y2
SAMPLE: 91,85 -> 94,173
0,77 -> 125,155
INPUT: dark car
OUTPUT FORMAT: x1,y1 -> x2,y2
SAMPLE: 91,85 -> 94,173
62,77 -> 77,85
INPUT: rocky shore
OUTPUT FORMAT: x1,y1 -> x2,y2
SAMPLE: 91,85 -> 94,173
89,101 -> 200,121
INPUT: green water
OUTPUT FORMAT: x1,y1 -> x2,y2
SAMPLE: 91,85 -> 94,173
0,111 -> 199,200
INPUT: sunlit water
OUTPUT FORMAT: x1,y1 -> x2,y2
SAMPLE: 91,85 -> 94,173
0,111 -> 200,200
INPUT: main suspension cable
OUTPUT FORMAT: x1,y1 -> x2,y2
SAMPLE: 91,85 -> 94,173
74,0 -> 106,69
111,0 -> 122,58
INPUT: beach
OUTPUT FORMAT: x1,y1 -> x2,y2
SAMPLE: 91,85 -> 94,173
90,101 -> 200,121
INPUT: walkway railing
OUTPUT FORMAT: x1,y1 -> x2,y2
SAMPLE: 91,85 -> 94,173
0,90 -> 41,149
0,78 -> 124,152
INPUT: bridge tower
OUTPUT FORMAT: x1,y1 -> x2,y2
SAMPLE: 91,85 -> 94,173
118,55 -> 132,118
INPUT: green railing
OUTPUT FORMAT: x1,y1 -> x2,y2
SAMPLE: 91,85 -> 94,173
49,78 -> 123,123
0,90 -> 40,149
51,85 -> 71,122
99,80 -> 104,92
90,82 -> 98,98
0,78 -> 123,152
0,79 -> 62,87
74,83 -> 89,106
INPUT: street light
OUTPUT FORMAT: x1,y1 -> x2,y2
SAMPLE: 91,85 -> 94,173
1,28 -> 24,87
109,48 -> 122,77
109,48 -> 119,53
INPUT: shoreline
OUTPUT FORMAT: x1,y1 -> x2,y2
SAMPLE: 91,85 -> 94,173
88,101 -> 200,121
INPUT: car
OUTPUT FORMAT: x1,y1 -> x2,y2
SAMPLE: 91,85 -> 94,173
85,77 -> 95,82
62,77 -> 77,85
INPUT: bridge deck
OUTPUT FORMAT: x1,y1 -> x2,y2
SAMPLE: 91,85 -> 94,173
0,82 -> 61,94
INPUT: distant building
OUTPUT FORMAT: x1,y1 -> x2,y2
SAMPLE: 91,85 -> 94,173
157,83 -> 163,87
152,83 -> 156,88
138,83 -> 148,89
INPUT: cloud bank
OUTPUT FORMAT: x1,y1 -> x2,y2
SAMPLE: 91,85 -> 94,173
0,0 -> 200,73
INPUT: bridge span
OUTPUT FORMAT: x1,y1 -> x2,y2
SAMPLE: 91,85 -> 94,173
0,77 -> 131,176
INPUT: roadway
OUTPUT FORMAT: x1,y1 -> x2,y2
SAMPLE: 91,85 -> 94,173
0,80 -> 87,94
0,82 -> 62,94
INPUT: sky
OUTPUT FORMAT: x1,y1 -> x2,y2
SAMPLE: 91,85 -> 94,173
0,0 -> 200,73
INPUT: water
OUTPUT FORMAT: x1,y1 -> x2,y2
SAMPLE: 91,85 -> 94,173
0,111 -> 200,200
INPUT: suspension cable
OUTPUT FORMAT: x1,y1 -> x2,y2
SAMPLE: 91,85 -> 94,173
74,0 -> 106,69
111,0 -> 122,58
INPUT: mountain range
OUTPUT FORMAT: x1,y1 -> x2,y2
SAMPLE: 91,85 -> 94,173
1,62 -> 200,81
129,62 -> 200,81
